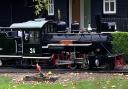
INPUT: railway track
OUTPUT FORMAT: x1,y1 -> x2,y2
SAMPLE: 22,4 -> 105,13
0,67 -> 128,74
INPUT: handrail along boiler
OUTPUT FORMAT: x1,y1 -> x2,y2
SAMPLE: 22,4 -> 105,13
0,19 -> 124,69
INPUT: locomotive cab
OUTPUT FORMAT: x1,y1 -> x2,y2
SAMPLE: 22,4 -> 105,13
0,19 -> 56,67
9,19 -> 57,56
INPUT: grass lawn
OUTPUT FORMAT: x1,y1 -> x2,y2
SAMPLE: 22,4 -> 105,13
0,76 -> 128,89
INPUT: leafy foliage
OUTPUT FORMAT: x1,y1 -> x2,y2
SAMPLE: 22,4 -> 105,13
33,0 -> 48,15
112,32 -> 128,62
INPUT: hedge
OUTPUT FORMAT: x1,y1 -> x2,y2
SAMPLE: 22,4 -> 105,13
111,32 -> 128,62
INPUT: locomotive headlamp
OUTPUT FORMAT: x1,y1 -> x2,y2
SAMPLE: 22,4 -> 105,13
96,48 -> 100,52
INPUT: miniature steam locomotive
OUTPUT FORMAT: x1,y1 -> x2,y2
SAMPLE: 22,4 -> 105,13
0,19 -> 124,70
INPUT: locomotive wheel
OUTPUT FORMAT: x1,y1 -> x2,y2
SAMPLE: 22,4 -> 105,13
0,59 -> 3,67
81,59 -> 90,69
103,58 -> 115,70
95,59 -> 100,67
68,64 -> 77,70
104,62 -> 115,70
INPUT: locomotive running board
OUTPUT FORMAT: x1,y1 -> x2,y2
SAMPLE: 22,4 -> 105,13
22,56 -> 51,59
47,43 -> 92,47
0,55 -> 51,59
0,55 -> 22,58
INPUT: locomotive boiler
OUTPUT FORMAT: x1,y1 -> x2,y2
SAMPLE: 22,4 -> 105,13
0,18 -> 124,70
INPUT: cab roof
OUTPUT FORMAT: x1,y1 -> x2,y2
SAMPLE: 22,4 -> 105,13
10,18 -> 49,29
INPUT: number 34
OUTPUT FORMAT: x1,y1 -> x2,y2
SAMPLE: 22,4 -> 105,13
30,48 -> 35,54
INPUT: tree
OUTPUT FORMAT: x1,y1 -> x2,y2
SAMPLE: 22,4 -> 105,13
33,0 -> 48,16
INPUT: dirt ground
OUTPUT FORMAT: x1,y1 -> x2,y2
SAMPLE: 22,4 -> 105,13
1,71 -> 128,84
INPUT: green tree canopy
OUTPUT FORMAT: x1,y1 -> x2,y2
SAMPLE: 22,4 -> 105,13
33,0 -> 48,15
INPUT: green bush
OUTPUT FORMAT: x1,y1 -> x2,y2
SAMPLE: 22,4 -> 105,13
111,32 -> 128,62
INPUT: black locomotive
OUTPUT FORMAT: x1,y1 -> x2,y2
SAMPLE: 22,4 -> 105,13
0,18 -> 124,70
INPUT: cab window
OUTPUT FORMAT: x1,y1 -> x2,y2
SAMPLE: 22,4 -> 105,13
44,23 -> 57,33
24,31 -> 40,44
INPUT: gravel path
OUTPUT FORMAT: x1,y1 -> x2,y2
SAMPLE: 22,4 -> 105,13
0,67 -> 128,84
0,71 -> 128,84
